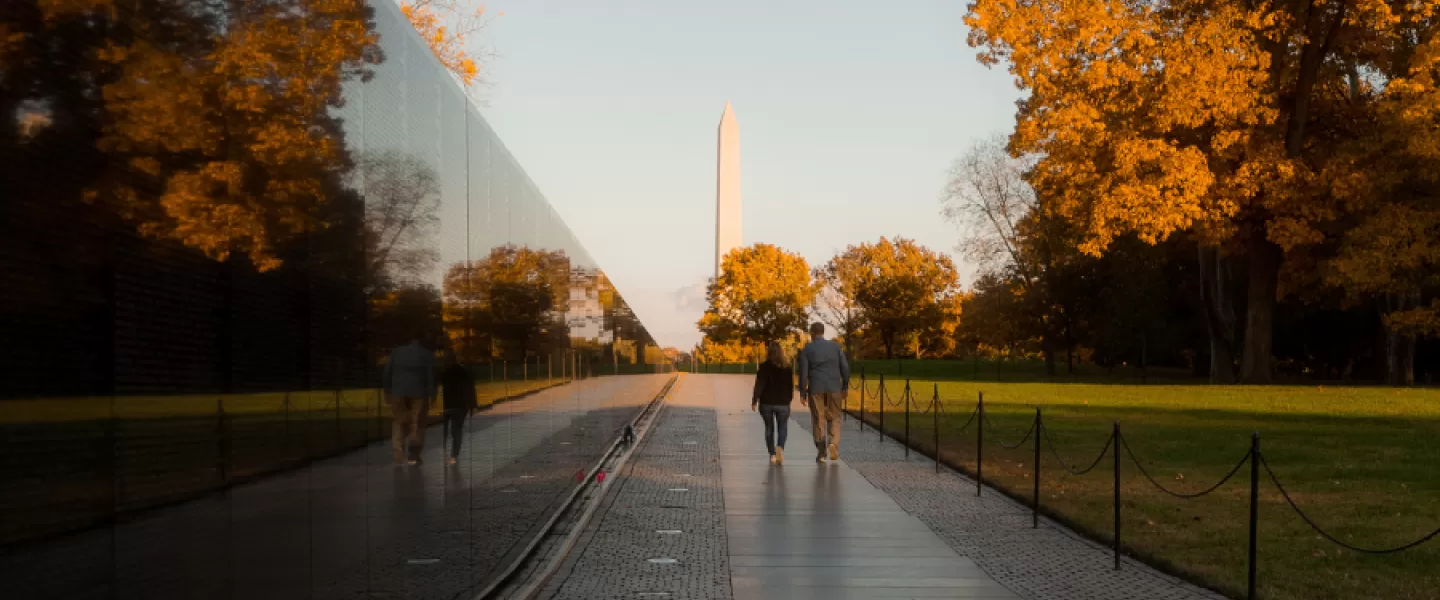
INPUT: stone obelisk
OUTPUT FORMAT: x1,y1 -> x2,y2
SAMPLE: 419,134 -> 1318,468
715,102 -> 741,279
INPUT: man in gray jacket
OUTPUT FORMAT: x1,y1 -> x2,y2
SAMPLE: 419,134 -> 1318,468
383,335 -> 437,465
797,322 -> 850,463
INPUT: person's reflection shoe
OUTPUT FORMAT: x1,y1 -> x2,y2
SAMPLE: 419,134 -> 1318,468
775,447 -> 784,465
445,456 -> 458,466
828,443 -> 839,461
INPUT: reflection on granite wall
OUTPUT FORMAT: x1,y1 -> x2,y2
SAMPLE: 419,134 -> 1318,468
0,0 -> 663,547
0,0 -> 660,400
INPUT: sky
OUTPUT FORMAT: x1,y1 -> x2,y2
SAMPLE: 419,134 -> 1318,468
474,0 -> 1023,350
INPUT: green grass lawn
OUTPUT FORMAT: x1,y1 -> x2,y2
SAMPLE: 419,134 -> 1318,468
842,373 -> 1440,600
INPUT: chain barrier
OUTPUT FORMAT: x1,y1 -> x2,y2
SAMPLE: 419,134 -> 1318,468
849,372 -> 1436,598
885,385 -> 908,408
982,411 -> 1037,449
1042,422 -> 1114,476
948,402 -> 979,433
1117,431 -> 1250,499
1259,454 -> 1440,554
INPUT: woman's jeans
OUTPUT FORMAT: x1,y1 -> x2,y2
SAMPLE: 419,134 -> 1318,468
443,410 -> 467,458
758,404 -> 790,455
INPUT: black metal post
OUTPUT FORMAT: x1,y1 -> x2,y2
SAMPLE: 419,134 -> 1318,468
1033,408 -> 1041,528
933,384 -> 940,474
859,372 -> 866,432
334,389 -> 341,446
976,392 -> 983,497
283,392 -> 291,459
1113,420 -> 1121,570
904,380 -> 911,458
878,374 -> 886,441
216,396 -> 228,483
1248,432 -> 1260,600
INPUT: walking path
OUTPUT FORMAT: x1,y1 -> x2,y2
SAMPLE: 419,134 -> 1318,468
0,375 -> 669,600
546,374 -> 1227,600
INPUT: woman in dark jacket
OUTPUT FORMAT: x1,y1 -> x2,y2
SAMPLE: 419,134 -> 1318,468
440,349 -> 478,466
751,342 -> 795,465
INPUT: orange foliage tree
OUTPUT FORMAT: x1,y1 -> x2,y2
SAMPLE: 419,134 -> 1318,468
965,0 -> 1439,383
441,245 -> 571,362
55,0 -> 383,272
400,0 -> 494,89
699,243 -> 819,346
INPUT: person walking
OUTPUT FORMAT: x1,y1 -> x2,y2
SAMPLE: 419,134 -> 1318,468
751,342 -> 795,465
440,349 -> 477,466
383,335 -> 436,466
797,322 -> 850,463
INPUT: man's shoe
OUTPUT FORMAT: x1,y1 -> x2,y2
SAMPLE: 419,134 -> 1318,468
828,443 -> 839,461
775,447 -> 784,465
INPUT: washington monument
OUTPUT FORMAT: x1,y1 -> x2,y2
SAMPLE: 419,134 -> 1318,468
715,102 -> 741,279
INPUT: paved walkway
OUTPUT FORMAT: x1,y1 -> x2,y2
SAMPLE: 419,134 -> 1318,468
548,374 -> 1016,600
546,375 -> 1226,600
0,375 -> 670,600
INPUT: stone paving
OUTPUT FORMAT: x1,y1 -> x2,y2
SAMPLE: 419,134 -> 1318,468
0,375 -> 669,600
791,390 -> 1231,600
544,374 -> 732,600
552,375 -> 1230,600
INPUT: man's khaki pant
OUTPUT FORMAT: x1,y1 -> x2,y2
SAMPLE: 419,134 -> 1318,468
807,391 -> 845,450
389,396 -> 427,464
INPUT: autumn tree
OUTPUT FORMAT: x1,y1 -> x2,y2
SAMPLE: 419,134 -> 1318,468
401,0 -> 495,91
359,149 -> 440,291
442,245 -> 571,362
942,134 -> 1090,374
64,0 -> 384,272
959,273 -> 1027,359
814,251 -> 869,358
843,237 -> 961,359
699,243 -> 818,346
965,0 -> 1439,384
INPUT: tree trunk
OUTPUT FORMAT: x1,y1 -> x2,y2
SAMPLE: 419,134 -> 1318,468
1240,238 -> 1280,384
1066,345 -> 1075,375
1042,332 -> 1056,377
881,327 -> 895,359
1198,247 -> 1237,384
1383,292 -> 1419,387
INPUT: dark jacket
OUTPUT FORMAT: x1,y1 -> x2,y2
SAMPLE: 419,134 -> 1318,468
441,364 -> 478,413
752,361 -> 795,406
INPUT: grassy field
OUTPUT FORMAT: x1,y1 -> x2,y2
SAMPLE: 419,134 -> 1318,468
0,377 -> 567,545
840,368 -> 1440,600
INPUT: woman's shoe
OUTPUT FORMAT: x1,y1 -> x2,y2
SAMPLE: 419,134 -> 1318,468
775,447 -> 784,465
769,454 -> 778,465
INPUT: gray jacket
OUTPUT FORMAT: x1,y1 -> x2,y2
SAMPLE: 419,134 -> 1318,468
383,342 -> 436,399
797,338 -> 850,395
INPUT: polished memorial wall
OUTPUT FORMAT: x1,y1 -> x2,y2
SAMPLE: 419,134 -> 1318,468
0,0 -> 664,566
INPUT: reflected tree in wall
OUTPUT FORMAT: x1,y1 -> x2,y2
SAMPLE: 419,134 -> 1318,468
41,0 -> 383,272
359,149 -> 440,291
441,245 -> 571,362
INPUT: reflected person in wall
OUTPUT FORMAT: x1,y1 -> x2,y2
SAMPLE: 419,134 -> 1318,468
383,333 -> 437,466
798,322 -> 850,464
439,348 -> 477,466
751,342 -> 795,465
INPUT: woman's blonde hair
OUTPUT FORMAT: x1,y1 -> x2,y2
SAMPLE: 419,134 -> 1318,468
766,342 -> 787,368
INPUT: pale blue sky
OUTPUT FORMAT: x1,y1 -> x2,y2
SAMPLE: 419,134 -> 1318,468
475,0 -> 1022,349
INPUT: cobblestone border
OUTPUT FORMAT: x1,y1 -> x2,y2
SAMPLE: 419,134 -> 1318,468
798,414 -> 1231,600
543,395 -> 733,600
